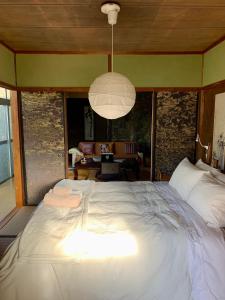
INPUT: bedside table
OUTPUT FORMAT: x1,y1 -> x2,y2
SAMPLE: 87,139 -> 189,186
157,169 -> 171,181
67,167 -> 75,180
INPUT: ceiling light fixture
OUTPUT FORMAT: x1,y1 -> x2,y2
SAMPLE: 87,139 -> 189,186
88,2 -> 136,120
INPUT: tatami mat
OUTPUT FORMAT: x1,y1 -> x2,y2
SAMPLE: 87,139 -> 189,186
0,206 -> 36,236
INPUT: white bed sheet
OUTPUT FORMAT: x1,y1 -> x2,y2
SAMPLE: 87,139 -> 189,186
0,180 -> 224,300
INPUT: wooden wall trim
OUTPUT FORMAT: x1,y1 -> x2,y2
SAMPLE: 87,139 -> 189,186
137,87 -> 201,92
0,41 -> 15,53
202,79 -> 225,91
14,50 -> 204,55
16,87 -> 90,92
108,54 -> 112,72
196,90 -> 205,160
11,91 -> 25,207
13,83 -> 225,92
150,91 -> 157,181
16,86 -> 201,92
203,34 -> 225,54
14,84 -> 225,92
63,94 -> 69,178
14,53 -> 17,87
0,81 -> 16,90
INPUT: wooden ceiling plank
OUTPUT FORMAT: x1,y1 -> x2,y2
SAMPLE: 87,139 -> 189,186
0,6 -> 225,28
0,0 -> 224,52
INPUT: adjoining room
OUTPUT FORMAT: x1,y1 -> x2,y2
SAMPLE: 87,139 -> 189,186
66,92 -> 152,181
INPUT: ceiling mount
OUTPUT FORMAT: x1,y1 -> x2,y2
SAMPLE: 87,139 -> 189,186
101,3 -> 120,25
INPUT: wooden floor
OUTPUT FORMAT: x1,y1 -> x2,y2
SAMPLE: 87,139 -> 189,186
0,178 -> 16,222
0,237 -> 15,258
0,206 -> 36,259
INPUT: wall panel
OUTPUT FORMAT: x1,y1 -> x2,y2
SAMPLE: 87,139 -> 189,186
0,44 -> 16,86
203,40 -> 225,86
155,91 -> 198,176
16,54 -> 202,88
114,55 -> 202,87
21,91 -> 65,204
16,54 -> 108,87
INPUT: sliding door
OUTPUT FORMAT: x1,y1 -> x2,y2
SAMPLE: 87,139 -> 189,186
0,88 -> 16,221
0,89 -> 13,183
21,92 -> 65,205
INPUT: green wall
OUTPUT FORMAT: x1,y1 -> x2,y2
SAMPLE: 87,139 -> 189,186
114,55 -> 202,87
1,41 -> 225,88
16,54 -> 108,87
0,44 -> 16,86
16,53 -> 203,88
203,40 -> 225,86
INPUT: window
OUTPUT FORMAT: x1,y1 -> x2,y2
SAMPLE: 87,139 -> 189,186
0,88 -> 13,183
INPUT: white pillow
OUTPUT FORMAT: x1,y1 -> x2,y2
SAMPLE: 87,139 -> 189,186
169,157 -> 208,201
196,159 -> 225,184
187,174 -> 225,228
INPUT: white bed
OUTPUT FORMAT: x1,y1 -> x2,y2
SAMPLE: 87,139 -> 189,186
0,179 -> 225,300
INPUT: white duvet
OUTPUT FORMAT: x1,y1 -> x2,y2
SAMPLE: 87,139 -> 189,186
0,180 -> 225,300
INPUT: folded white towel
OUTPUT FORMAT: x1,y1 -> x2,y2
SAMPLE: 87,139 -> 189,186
53,186 -> 73,196
43,192 -> 81,208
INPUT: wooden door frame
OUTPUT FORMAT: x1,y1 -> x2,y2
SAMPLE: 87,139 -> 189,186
150,91 -> 157,181
11,90 -> 25,207
63,93 -> 69,178
197,80 -> 225,162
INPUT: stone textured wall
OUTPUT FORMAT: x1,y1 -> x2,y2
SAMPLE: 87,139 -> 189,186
21,92 -> 65,205
155,91 -> 198,177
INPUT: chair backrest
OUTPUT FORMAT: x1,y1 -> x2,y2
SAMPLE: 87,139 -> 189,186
101,162 -> 120,175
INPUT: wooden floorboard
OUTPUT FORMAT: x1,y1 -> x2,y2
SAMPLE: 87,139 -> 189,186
0,237 -> 15,259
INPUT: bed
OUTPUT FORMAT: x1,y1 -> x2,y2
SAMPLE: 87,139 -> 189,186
0,178 -> 225,300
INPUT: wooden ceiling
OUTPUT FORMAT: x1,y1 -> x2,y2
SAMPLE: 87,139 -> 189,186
0,0 -> 225,53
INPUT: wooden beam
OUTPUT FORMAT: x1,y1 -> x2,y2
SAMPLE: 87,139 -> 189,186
11,91 -> 25,207
0,41 -> 15,53
14,50 -> 203,55
16,86 -> 90,92
63,93 -> 69,178
108,54 -> 112,72
0,81 -> 16,90
150,91 -> 157,181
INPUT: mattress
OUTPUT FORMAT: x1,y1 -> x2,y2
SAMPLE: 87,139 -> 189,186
0,180 -> 225,300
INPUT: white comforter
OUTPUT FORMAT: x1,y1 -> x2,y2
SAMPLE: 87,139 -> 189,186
0,180 -> 225,300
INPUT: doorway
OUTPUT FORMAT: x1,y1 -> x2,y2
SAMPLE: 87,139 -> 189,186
0,88 -> 16,221
65,91 -> 152,181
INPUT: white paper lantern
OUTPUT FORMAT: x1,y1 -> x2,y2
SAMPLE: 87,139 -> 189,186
88,72 -> 136,119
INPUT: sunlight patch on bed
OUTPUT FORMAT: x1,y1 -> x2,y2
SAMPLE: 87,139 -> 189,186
61,230 -> 138,259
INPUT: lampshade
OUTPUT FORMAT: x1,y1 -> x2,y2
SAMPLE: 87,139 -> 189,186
88,72 -> 136,119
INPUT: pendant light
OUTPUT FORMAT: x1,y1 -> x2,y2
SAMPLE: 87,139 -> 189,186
88,3 -> 136,120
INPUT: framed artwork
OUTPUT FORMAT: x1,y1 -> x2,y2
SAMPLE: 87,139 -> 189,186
84,106 -> 94,140
212,92 -> 225,170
